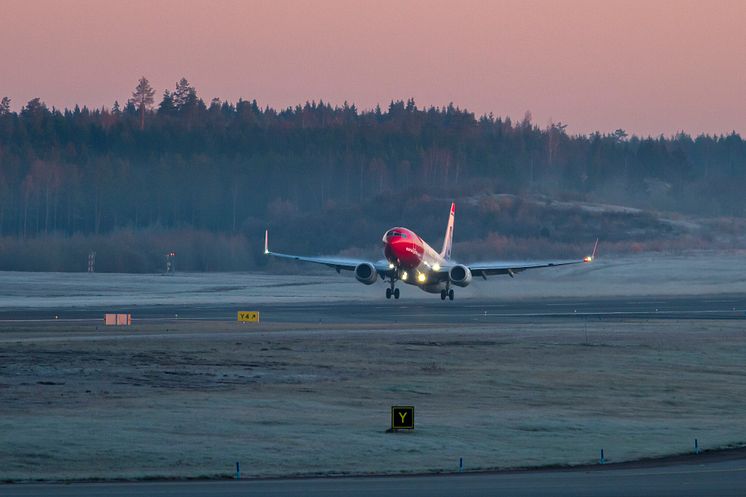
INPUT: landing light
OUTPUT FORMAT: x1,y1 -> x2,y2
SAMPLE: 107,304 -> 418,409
432,263 -> 440,271
584,256 -> 593,263
401,271 -> 408,281
417,273 -> 427,283
389,263 -> 395,269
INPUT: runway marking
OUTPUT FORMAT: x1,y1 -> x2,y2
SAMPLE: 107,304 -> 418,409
140,317 -> 234,321
0,316 -> 235,323
0,318 -> 99,323
365,309 -> 746,323
475,309 -> 745,318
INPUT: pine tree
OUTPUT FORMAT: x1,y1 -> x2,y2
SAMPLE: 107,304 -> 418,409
158,90 -> 176,115
129,77 -> 155,130
0,97 -> 10,115
173,78 -> 197,111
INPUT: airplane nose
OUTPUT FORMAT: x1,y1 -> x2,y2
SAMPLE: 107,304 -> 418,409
384,237 -> 420,269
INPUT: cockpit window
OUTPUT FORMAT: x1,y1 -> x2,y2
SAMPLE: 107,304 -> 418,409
386,230 -> 408,239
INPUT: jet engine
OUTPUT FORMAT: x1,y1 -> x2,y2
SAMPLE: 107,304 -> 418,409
354,262 -> 378,285
448,264 -> 472,287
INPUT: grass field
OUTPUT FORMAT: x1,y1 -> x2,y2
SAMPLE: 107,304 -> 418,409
2,317 -> 745,481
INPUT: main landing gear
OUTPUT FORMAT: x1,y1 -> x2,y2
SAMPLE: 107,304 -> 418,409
440,288 -> 454,301
386,281 -> 400,299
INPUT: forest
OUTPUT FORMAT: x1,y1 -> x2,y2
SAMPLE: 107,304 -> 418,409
0,78 -> 744,271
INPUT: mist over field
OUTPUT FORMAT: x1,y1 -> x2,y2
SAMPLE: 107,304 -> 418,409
1,84 -> 745,272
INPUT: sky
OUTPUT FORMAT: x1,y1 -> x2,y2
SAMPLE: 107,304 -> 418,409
1,0 -> 744,136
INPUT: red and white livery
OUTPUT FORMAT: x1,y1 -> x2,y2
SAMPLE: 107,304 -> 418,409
264,202 -> 597,300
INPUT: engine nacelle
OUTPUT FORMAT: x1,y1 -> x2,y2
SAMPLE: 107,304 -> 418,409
448,264 -> 472,287
354,262 -> 378,285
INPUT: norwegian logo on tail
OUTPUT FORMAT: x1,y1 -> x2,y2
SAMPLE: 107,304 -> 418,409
440,202 -> 455,260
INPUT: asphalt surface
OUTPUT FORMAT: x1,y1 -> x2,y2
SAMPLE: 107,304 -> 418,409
4,450 -> 746,497
1,293 -> 745,324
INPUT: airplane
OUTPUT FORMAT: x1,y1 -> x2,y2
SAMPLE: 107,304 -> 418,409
264,202 -> 597,300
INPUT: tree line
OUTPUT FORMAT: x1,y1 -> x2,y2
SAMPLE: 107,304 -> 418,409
0,77 -> 744,245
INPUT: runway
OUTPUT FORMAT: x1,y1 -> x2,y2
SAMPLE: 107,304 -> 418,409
5,449 -> 746,497
1,293 -> 745,324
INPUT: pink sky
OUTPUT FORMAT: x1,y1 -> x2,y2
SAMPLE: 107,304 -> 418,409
2,0 -> 744,136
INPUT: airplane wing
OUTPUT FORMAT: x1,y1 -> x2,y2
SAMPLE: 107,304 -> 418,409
264,230 -> 390,274
461,239 -> 599,279
467,258 -> 588,278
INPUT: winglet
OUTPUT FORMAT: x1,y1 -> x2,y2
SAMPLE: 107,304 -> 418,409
264,229 -> 270,255
584,238 -> 599,263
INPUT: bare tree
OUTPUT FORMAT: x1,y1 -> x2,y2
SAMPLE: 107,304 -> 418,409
129,77 -> 155,130
0,97 -> 10,115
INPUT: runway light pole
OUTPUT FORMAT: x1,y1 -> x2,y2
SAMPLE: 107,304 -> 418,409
165,251 -> 176,274
87,250 -> 96,273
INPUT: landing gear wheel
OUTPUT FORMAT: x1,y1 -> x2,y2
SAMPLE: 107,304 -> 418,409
448,289 -> 454,301
386,288 -> 392,299
394,288 -> 400,299
440,289 -> 447,300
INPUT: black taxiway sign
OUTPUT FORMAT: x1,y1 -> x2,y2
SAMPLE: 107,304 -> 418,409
391,406 -> 414,430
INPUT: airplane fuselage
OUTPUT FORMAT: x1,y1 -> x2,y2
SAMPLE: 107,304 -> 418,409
382,227 -> 446,292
